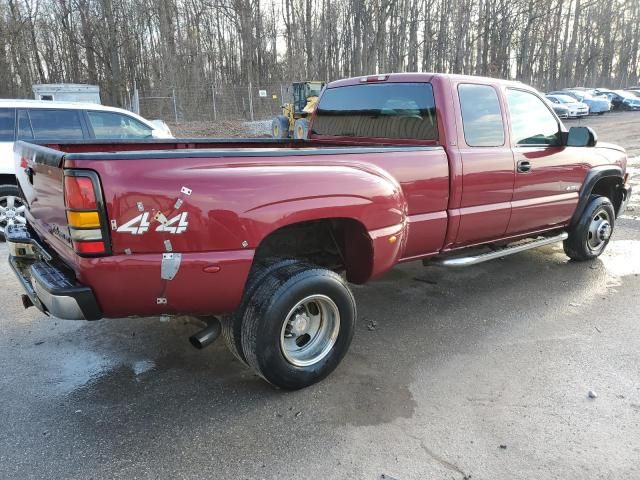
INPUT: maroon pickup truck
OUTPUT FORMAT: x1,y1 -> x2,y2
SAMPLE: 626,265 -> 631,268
8,73 -> 632,389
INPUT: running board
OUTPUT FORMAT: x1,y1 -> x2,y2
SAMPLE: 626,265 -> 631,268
433,232 -> 568,268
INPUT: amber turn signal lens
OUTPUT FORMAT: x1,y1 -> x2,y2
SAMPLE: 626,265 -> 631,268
388,235 -> 398,244
67,211 -> 101,228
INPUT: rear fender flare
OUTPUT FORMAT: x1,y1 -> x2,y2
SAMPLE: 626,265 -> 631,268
245,167 -> 408,279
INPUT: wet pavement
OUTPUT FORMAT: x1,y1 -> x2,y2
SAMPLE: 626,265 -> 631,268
1,163 -> 640,479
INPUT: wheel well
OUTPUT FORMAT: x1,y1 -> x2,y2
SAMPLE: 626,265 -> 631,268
0,174 -> 17,187
592,176 -> 624,215
253,219 -> 373,284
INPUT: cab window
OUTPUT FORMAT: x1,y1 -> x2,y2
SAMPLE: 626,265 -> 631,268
458,84 -> 504,147
27,109 -> 85,139
87,111 -> 153,139
507,89 -> 560,146
17,110 -> 33,139
0,108 -> 15,141
313,82 -> 437,140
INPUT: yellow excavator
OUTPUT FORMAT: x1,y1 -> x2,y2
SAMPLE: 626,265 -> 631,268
272,81 -> 325,139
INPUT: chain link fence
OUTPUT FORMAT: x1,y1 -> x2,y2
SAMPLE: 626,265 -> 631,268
133,83 -> 291,123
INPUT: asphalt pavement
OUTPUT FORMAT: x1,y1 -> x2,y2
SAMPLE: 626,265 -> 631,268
1,160 -> 639,480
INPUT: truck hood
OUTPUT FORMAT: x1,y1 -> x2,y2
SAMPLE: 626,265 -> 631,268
596,142 -> 626,154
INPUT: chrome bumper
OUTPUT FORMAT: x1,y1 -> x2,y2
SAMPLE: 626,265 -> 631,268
7,224 -> 102,321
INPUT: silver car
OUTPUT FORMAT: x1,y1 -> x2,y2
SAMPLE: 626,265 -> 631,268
545,94 -> 589,118
557,90 -> 611,114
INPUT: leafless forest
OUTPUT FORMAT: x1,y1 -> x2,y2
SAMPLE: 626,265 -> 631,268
2,0 -> 640,108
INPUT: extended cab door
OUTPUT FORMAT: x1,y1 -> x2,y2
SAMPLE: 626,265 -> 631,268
453,82 -> 515,246
504,89 -> 585,235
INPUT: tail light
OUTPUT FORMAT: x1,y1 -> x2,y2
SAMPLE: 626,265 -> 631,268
63,171 -> 110,256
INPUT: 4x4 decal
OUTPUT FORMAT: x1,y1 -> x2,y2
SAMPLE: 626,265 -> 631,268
116,212 -> 189,235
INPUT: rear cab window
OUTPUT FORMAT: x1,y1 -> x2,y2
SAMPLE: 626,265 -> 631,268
312,82 -> 438,141
458,84 -> 505,147
0,108 -> 16,141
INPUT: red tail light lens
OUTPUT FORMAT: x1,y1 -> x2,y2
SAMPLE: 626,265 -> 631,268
64,171 -> 109,257
64,176 -> 97,210
73,241 -> 106,254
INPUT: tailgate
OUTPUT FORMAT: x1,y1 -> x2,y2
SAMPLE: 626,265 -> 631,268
14,141 -> 112,266
14,142 -> 72,258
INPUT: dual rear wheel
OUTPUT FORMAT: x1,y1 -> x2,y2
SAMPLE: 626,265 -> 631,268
221,261 -> 356,390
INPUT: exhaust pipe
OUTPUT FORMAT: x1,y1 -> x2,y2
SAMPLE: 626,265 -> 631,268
189,317 -> 222,349
21,294 -> 34,309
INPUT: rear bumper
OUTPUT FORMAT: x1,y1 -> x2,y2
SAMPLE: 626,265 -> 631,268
7,225 -> 102,320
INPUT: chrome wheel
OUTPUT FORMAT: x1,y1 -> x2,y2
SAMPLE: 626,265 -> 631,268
280,294 -> 340,367
586,209 -> 611,253
0,195 -> 26,234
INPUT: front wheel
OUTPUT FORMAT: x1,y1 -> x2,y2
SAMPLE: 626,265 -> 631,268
0,185 -> 26,241
240,263 -> 356,390
564,195 -> 615,261
293,118 -> 309,139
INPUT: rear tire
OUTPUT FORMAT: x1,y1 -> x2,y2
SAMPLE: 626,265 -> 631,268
564,195 -> 615,261
0,184 -> 26,242
240,263 -> 356,390
221,259 -> 302,366
293,118 -> 309,139
271,115 -> 290,138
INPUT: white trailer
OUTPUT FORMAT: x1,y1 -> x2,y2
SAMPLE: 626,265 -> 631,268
32,84 -> 101,104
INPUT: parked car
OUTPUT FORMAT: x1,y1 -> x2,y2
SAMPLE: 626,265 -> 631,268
8,73 -> 631,390
597,90 -> 640,110
545,97 -> 570,118
545,94 -> 588,118
624,89 -> 640,97
0,100 -> 173,238
554,90 -> 611,114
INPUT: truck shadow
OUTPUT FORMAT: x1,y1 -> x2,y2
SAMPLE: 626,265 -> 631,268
4,242 -> 615,476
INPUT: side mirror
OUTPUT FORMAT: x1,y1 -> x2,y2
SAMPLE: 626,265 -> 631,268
566,126 -> 597,147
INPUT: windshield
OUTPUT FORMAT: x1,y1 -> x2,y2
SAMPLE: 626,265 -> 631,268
307,82 -> 324,97
553,95 -> 577,103
566,91 -> 584,100
313,82 -> 438,140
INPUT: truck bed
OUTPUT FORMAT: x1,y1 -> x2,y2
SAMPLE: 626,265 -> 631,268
14,138 -> 449,318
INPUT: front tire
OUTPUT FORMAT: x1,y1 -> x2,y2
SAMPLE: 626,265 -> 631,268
564,195 -> 615,261
240,263 -> 356,390
0,184 -> 26,242
293,118 -> 309,139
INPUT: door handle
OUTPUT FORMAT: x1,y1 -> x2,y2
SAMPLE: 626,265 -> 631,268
517,160 -> 531,173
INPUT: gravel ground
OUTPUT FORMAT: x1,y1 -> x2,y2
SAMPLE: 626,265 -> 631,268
0,113 -> 639,480
168,119 -> 271,138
